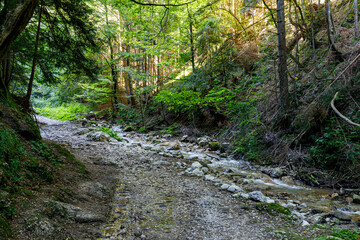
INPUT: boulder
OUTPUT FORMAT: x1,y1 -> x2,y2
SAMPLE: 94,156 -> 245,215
227,185 -> 242,193
249,191 -> 267,202
333,209 -> 351,221
86,131 -> 110,142
270,167 -> 284,178
353,194 -> 360,204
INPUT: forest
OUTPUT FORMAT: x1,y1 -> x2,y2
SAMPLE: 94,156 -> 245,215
1,0 -> 360,239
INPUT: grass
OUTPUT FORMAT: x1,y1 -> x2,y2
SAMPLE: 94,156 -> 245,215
35,102 -> 90,121
313,228 -> 360,240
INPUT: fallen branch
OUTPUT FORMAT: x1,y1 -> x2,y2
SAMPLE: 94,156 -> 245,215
331,92 -> 360,127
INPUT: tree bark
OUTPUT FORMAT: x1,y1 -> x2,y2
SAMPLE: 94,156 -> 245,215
355,0 -> 359,40
277,0 -> 289,111
26,1 -> 42,102
0,0 -> 38,62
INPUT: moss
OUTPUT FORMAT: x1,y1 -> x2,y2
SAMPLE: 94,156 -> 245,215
255,203 -> 291,216
209,142 -> 220,151
124,125 -> 135,132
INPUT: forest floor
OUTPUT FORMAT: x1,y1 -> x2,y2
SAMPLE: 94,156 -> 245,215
19,116 -> 352,240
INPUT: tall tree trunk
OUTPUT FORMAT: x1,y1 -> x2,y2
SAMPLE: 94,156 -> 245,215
26,1 -> 43,103
355,0 -> 359,40
277,0 -> 289,111
104,0 -> 118,115
187,5 -> 195,75
126,44 -> 136,106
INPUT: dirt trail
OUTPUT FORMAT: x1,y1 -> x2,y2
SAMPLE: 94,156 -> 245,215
37,116 -> 311,240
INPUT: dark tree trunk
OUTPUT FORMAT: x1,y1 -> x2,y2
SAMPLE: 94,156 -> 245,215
26,1 -> 43,103
0,0 -> 38,94
277,0 -> 289,112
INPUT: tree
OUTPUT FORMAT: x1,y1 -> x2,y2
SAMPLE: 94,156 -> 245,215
277,0 -> 289,111
0,0 -> 38,93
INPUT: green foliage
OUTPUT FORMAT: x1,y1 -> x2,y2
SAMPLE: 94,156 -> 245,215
96,127 -> 125,142
310,118 -> 360,169
314,229 -> 360,240
255,203 -> 291,216
138,126 -> 148,133
117,103 -> 140,124
0,215 -> 13,239
35,102 -> 90,121
156,90 -> 201,113
161,124 -> 179,136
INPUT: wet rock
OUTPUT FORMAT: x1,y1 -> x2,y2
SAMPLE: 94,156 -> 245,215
353,194 -> 360,204
86,131 -> 110,142
270,168 -> 283,178
227,185 -> 242,193
333,209 -> 351,221
249,191 -> 267,202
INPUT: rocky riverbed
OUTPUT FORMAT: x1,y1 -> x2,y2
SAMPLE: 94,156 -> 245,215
36,116 -> 360,239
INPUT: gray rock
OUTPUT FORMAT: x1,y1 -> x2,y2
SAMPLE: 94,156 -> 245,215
151,146 -> 164,152
248,191 -> 267,202
201,167 -> 209,174
152,160 -> 170,166
307,213 -> 327,224
204,175 -> 215,181
270,167 -> 283,178
353,194 -> 360,204
221,184 -> 230,190
44,201 -> 105,222
192,168 -> 205,177
76,128 -> 92,135
181,135 -> 189,142
227,185 -> 242,193
191,162 -> 202,170
333,209 -> 351,221
79,182 -> 110,199
297,203 -> 307,210
86,131 -> 110,142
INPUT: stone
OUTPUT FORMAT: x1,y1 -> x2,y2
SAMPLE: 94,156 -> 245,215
311,209 -> 324,214
86,131 -> 110,142
197,137 -> 210,148
333,209 -> 351,221
221,184 -> 230,190
227,185 -> 242,193
297,203 -> 307,210
204,175 -> 215,181
191,162 -> 202,170
79,182 -> 110,199
192,168 -> 204,177
152,161 -> 170,166
270,167 -> 283,178
248,191 -> 267,202
76,128 -> 91,135
307,214 -> 327,224
302,220 -> 310,227
353,194 -> 360,204
181,135 -> 189,142
151,146 -> 163,153
201,167 -> 209,174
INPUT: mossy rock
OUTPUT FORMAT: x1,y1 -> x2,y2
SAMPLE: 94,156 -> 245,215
209,142 -> 220,151
124,125 -> 135,132
255,203 -> 291,216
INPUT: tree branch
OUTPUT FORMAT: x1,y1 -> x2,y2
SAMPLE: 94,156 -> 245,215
331,92 -> 360,127
128,0 -> 197,7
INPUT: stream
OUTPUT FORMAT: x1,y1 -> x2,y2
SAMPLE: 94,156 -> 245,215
37,116 -> 360,239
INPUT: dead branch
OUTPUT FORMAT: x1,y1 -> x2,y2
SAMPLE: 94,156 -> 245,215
331,92 -> 360,127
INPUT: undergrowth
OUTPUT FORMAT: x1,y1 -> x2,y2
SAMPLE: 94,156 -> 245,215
35,102 -> 90,121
